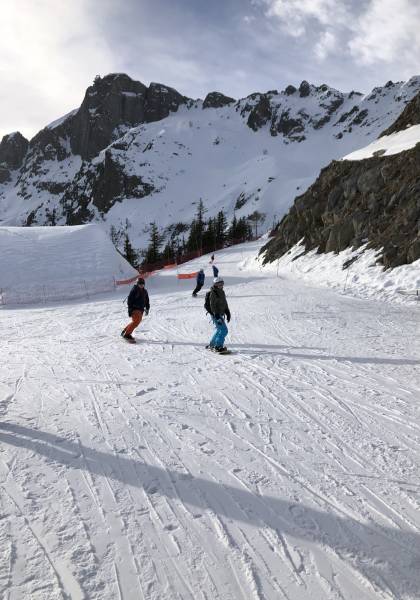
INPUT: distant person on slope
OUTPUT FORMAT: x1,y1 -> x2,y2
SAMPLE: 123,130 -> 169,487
121,277 -> 150,343
206,277 -> 231,353
212,263 -> 219,278
192,269 -> 205,297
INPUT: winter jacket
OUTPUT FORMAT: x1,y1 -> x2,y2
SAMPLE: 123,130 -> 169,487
196,271 -> 205,285
127,285 -> 150,316
209,286 -> 230,320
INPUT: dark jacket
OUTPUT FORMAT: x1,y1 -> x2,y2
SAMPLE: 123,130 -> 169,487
127,285 -> 150,316
209,286 -> 230,320
196,271 -> 205,285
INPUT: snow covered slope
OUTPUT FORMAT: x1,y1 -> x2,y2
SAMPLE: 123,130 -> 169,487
1,74 -> 420,253
343,123 -> 420,160
0,241 -> 419,599
0,224 -> 138,304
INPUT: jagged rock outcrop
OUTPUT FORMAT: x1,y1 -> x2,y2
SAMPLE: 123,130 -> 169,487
70,74 -> 190,159
380,88 -> 420,137
261,144 -> 420,268
245,94 -> 272,131
60,147 -> 155,224
0,132 -> 29,182
203,92 -> 235,109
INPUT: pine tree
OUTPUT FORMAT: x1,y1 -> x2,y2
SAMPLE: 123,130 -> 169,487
228,213 -> 238,243
202,217 -> 216,253
187,199 -> 207,252
215,210 -> 227,247
123,234 -> 138,266
143,222 -> 163,265
247,211 -> 266,238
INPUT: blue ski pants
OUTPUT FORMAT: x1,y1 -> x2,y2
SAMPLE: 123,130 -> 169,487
210,316 -> 228,348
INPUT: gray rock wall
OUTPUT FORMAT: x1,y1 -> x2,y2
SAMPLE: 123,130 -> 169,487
261,145 -> 420,268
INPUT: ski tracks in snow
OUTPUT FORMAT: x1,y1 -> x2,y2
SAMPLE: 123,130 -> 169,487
0,252 -> 420,599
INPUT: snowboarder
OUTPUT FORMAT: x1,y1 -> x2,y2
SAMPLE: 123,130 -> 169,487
206,277 -> 231,353
192,269 -> 205,297
121,277 -> 150,343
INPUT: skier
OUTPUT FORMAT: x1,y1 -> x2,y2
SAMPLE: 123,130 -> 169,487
192,269 -> 205,297
206,277 -> 231,353
212,263 -> 219,278
121,277 -> 150,343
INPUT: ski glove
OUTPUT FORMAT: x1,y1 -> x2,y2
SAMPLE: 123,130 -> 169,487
144,309 -> 149,316
225,309 -> 231,323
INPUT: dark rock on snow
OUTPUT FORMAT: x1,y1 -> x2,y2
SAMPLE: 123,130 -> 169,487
203,92 -> 235,109
261,142 -> 420,268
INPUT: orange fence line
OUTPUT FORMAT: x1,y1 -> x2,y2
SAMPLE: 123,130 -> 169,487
177,272 -> 198,280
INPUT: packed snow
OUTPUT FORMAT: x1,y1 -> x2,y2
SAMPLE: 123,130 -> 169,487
1,238 -> 419,599
255,238 -> 420,304
343,124 -> 420,161
0,224 -> 137,305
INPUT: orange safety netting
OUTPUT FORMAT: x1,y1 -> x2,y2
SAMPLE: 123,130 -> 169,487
177,272 -> 198,280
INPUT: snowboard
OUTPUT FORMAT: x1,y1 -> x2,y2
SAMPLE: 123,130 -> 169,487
206,346 -> 232,355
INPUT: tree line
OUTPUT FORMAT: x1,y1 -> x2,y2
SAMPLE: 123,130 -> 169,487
111,200 -> 266,268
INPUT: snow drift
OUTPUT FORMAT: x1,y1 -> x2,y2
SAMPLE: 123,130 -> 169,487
0,224 -> 138,305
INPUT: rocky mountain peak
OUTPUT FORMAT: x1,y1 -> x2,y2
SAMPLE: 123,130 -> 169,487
298,80 -> 311,97
0,132 -> 29,183
380,90 -> 420,137
202,92 -> 236,109
68,74 -> 191,159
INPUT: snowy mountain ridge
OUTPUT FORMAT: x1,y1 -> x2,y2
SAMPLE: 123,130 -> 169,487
1,73 -> 420,252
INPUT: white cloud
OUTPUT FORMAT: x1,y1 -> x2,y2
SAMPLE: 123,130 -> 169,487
349,0 -> 420,68
315,30 -> 338,60
262,0 -> 350,36
0,0 -> 117,139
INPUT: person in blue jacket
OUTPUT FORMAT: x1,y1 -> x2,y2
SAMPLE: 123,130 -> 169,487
192,269 -> 205,297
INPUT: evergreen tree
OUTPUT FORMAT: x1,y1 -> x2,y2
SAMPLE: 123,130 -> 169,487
247,210 -> 266,237
187,199 -> 207,252
123,234 -> 138,267
162,241 -> 176,263
202,217 -> 216,253
227,213 -> 238,243
143,222 -> 163,265
215,210 -> 227,247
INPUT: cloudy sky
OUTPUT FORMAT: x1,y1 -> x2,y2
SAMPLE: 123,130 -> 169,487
2,0 -> 420,140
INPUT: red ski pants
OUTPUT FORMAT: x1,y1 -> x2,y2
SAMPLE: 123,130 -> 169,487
124,310 -> 143,335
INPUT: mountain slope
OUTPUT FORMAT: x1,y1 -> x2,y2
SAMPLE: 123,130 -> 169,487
261,91 -> 420,269
1,74 -> 420,253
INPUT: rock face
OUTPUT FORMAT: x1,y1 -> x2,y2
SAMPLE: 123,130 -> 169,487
203,92 -> 235,109
380,84 -> 420,137
261,143 -> 420,268
70,74 -> 190,159
0,132 -> 29,182
61,148 -> 155,224
2,72 -> 420,257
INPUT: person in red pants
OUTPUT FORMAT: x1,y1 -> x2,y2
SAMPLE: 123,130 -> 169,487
121,277 -> 150,342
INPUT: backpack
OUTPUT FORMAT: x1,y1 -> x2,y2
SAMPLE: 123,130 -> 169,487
204,291 -> 213,315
